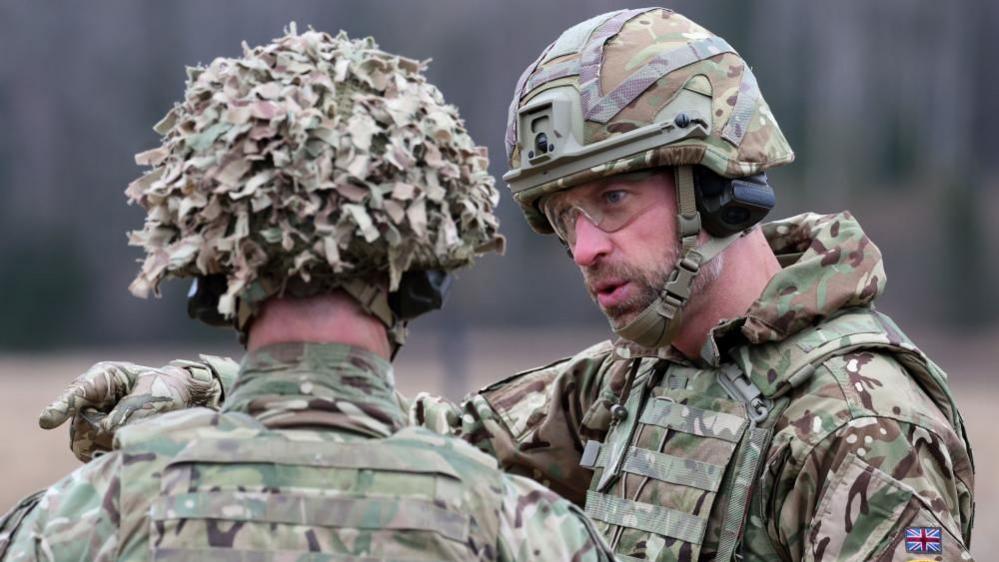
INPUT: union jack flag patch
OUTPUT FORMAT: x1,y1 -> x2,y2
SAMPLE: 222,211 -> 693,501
905,527 -> 942,553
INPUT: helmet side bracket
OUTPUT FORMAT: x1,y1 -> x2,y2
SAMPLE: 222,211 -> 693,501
505,86 -> 712,194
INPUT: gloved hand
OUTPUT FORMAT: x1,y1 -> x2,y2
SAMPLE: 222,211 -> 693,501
38,356 -> 238,462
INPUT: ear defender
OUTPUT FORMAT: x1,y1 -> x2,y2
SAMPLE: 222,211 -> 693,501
187,275 -> 230,327
693,167 -> 776,237
388,270 -> 454,320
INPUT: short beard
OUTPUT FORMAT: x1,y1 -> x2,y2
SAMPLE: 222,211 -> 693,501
585,245 -> 724,330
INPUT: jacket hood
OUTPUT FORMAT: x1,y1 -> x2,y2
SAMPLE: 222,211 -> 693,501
740,211 -> 886,344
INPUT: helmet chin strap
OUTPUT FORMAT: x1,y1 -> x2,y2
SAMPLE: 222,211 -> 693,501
613,166 -> 741,349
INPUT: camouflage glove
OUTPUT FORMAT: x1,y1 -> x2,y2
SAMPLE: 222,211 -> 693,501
408,391 -> 462,435
38,355 -> 238,462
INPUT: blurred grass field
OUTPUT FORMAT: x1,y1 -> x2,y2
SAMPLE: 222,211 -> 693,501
1,327 -> 994,557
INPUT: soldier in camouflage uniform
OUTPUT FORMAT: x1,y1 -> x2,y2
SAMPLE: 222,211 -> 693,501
472,9 -> 974,560
0,26 -> 614,562
31,8 -> 976,562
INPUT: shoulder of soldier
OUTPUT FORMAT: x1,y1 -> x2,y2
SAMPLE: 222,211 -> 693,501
484,338 -> 615,387
478,338 -> 615,404
505,339 -> 616,383
0,488 -> 44,560
776,348 -> 961,454
113,407 -> 261,468
116,407 -> 249,444
766,349 -> 974,549
765,349 -> 976,558
3,451 -> 123,560
390,426 -> 500,472
496,472 -> 612,561
469,338 -> 617,441
386,428 -> 611,560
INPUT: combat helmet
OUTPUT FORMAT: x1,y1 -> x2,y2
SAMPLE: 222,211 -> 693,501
126,24 -> 504,345
504,8 -> 794,348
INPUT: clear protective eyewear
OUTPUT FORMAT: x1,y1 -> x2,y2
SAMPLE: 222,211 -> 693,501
539,171 -> 661,247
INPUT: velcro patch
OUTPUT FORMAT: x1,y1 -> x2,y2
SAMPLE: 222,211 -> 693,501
904,527 -> 942,553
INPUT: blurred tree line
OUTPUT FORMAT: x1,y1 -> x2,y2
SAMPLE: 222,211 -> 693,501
0,0 -> 995,349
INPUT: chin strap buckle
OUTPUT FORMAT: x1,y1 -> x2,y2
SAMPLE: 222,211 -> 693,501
660,252 -> 702,310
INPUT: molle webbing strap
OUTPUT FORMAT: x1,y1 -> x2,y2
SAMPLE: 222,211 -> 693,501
639,399 -> 747,443
168,437 -> 459,479
721,65 -> 761,146
506,40 -> 557,157
151,492 -> 470,542
715,426 -> 772,561
578,8 -> 657,113
582,443 -> 726,492
153,550 -> 357,562
585,490 -> 708,544
585,36 -> 736,123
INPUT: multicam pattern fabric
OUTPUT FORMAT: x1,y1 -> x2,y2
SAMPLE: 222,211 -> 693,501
36,355 -> 236,462
3,342 -> 613,561
441,212 -> 975,560
127,25 -> 503,319
25,213 -> 976,560
505,8 -> 794,233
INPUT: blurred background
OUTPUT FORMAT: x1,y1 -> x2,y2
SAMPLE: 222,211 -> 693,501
1,0 -> 995,555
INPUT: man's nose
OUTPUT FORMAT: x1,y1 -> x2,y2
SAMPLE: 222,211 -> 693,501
571,215 -> 611,267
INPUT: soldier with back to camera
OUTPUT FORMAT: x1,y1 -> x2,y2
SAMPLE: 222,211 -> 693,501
28,8 -> 976,562
0,25 -> 614,562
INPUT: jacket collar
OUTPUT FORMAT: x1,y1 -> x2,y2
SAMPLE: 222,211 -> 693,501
223,342 -> 406,438
615,212 -> 885,367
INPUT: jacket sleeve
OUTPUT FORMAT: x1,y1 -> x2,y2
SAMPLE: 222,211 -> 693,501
772,354 -> 975,561
0,491 -> 44,560
447,340 -> 633,506
496,473 -> 615,562
1,452 -> 122,561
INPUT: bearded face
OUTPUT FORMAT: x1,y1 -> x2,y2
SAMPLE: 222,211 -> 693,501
545,169 -> 724,331
582,242 -> 724,329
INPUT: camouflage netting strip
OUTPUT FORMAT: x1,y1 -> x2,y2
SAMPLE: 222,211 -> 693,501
126,24 -> 503,317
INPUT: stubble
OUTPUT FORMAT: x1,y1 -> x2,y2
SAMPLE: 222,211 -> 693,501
584,246 -> 724,329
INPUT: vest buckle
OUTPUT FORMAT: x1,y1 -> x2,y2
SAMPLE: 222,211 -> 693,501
718,364 -> 772,426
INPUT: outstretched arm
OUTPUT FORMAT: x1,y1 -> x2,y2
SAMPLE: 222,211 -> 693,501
39,356 -> 237,461
45,340 -> 623,506
414,340 -> 634,505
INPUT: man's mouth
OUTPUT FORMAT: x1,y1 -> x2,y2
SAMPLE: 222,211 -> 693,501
593,279 -> 632,308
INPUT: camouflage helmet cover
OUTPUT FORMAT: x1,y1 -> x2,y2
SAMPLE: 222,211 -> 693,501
126,25 -> 503,319
504,8 -> 795,233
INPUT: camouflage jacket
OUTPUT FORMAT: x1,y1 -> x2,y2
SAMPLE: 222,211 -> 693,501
0,342 -> 613,561
430,212 -> 975,561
